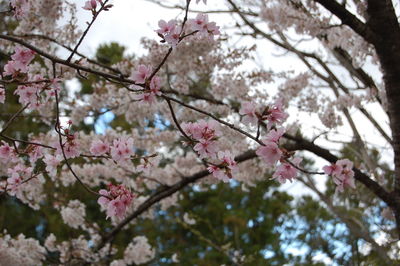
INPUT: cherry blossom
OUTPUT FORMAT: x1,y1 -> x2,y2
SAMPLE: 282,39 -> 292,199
188,13 -> 220,40
256,142 -> 282,166
207,150 -> 238,182
45,78 -> 62,100
7,164 -> 33,196
156,19 -> 177,35
90,140 -> 110,156
14,85 -> 38,106
55,133 -> 81,159
324,159 -> 356,193
239,101 -> 258,125
189,14 -> 209,32
194,139 -> 218,159
27,145 -> 43,163
3,47 -> 35,77
272,157 -> 302,184
131,65 -> 152,84
43,154 -> 62,177
97,184 -> 135,219
164,26 -> 182,47
0,141 -> 14,160
3,60 -> 28,77
264,128 -> 285,143
11,47 -> 36,65
182,119 -> 222,158
134,75 -> 163,104
10,0 -> 30,19
83,0 -> 98,11
110,137 -> 135,163
322,163 -> 343,176
263,99 -> 288,128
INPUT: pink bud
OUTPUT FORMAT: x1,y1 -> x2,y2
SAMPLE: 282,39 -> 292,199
90,0 -> 97,9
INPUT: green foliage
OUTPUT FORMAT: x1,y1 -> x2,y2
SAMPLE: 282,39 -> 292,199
96,42 -> 126,66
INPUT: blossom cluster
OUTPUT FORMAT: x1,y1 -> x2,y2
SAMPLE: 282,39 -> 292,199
207,151 -> 239,183
130,65 -> 162,104
3,46 -> 35,78
323,159 -> 356,193
182,119 -> 221,159
239,99 -> 288,128
187,14 -> 220,40
98,183 -> 135,219
10,0 -> 30,19
83,0 -> 99,11
156,13 -> 220,47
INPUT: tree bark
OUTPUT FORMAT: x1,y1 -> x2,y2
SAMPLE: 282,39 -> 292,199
366,0 -> 400,238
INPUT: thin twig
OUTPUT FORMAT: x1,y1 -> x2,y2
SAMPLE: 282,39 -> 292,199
66,0 -> 110,62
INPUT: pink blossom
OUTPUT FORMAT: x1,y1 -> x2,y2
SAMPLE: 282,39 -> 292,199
208,150 -> 238,182
98,184 -> 135,219
182,120 -> 222,158
264,99 -> 288,126
182,122 -> 199,137
14,85 -> 38,105
204,22 -> 220,39
188,14 -> 220,40
10,0 -> 30,19
189,14 -> 209,32
0,142 -> 13,160
149,76 -> 162,96
83,0 -> 97,10
7,175 -> 22,194
63,141 -> 80,158
183,119 -> 221,141
55,133 -> 80,159
336,158 -> 354,170
7,164 -> 33,196
3,60 -> 28,76
43,154 -> 62,176
322,163 -> 343,176
28,145 -> 43,163
164,26 -> 181,47
110,137 -> 135,162
3,47 -> 35,77
132,65 -> 152,84
272,157 -> 302,184
333,169 -> 355,193
134,92 -> 157,104
324,159 -> 355,193
0,87 -> 5,104
239,101 -> 258,125
256,142 -> 282,166
195,120 -> 221,140
45,78 -> 62,100
194,139 -> 218,159
90,140 -> 110,156
137,162 -> 152,175
156,19 -> 176,35
264,128 -> 285,143
132,76 -> 162,104
11,47 -> 35,65
207,165 -> 230,183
